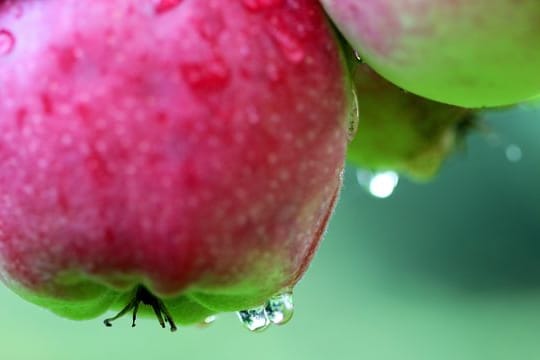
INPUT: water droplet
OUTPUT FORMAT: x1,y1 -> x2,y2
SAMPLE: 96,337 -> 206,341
505,144 -> 522,163
265,62 -> 283,83
203,315 -> 216,324
242,0 -> 285,11
154,0 -> 182,14
356,169 -> 399,199
197,315 -> 217,328
180,57 -> 230,92
237,306 -> 270,332
196,11 -> 225,41
264,291 -> 294,325
347,89 -> 360,142
0,29 -> 15,56
270,27 -> 305,64
354,50 -> 363,62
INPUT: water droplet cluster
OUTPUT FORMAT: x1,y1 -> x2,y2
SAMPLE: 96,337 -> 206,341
237,291 -> 294,332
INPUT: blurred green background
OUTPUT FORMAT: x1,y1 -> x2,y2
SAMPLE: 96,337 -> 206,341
1,106 -> 539,360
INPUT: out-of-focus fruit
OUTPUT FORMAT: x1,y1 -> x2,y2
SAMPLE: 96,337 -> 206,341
321,0 -> 540,107
347,56 -> 473,181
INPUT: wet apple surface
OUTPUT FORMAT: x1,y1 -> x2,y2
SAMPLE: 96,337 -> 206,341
0,0 -> 352,329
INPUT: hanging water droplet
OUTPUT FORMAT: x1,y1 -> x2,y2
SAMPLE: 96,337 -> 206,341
264,291 -> 294,325
347,89 -> 360,142
237,306 -> 270,332
505,144 -> 522,163
197,315 -> 217,328
356,169 -> 399,199
354,50 -> 363,62
0,29 -> 15,56
203,315 -> 216,325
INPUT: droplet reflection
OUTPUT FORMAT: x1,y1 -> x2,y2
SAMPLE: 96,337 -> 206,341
196,315 -> 217,328
265,291 -> 294,325
237,306 -> 270,332
356,169 -> 399,199
505,144 -> 522,163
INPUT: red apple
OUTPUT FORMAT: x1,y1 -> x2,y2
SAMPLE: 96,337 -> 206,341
0,0 -> 351,330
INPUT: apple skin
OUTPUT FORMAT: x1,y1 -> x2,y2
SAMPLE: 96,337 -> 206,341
0,0 -> 351,325
321,0 -> 540,107
346,53 -> 471,181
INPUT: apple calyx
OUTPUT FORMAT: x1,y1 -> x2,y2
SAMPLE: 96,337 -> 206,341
103,286 -> 177,332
